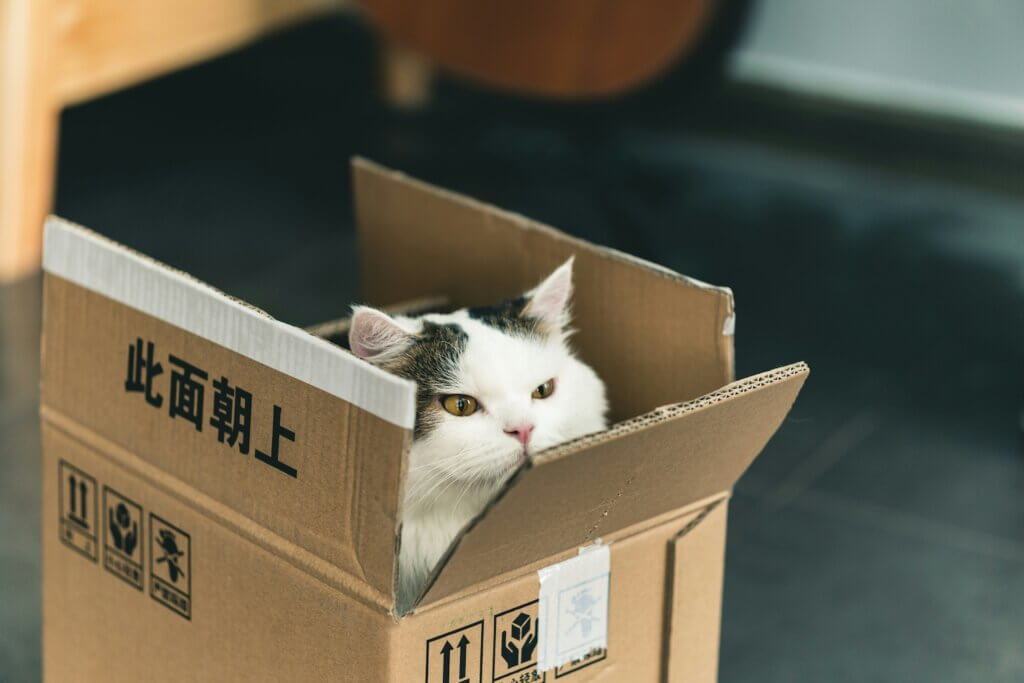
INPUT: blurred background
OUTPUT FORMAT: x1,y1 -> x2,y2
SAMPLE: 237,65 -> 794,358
2,0 -> 1023,680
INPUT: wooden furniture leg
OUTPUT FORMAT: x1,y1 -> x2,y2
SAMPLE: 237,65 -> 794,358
1,0 -> 344,282
1,0 -> 58,282
380,41 -> 435,109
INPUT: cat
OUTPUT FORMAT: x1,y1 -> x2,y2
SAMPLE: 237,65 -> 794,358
348,257 -> 608,611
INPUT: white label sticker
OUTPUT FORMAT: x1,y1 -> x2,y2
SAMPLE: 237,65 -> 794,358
536,543 -> 610,672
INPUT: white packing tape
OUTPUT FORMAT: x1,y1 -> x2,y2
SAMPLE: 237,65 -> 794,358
42,217 -> 417,429
536,543 -> 611,672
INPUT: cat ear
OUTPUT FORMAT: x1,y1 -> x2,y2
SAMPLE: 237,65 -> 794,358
522,257 -> 574,333
349,306 -> 415,362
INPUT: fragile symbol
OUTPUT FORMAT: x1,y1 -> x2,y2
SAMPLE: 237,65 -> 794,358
155,529 -> 186,583
492,600 -> 543,682
109,502 -> 138,556
501,613 -> 538,668
103,487 -> 144,590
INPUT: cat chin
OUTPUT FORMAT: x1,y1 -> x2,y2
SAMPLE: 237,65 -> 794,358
462,446 -> 525,482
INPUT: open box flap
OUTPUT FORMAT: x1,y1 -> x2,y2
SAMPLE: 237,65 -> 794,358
353,158 -> 736,421
40,217 -> 415,603
417,362 -> 808,608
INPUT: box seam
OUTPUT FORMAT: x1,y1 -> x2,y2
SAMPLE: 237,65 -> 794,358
659,498 -> 728,683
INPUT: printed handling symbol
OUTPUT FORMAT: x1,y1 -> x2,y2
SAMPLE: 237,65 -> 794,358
155,529 -> 186,583
109,502 -> 138,556
427,621 -> 482,683
501,612 -> 538,668
67,473 -> 90,530
566,588 -> 600,638
440,635 -> 471,683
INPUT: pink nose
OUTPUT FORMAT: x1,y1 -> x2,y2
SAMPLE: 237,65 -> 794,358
504,424 -> 534,445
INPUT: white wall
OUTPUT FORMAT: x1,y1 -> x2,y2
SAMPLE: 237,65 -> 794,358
730,0 -> 1024,128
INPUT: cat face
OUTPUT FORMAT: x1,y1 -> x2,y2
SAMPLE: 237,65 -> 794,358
349,258 -> 608,509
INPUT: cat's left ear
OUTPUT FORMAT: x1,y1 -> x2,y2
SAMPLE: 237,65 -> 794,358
522,257 -> 574,334
348,305 -> 415,363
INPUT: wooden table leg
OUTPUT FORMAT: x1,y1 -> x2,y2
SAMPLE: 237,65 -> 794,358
380,41 -> 435,110
1,0 -> 58,282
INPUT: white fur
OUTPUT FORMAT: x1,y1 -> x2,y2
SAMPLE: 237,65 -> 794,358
351,261 -> 608,610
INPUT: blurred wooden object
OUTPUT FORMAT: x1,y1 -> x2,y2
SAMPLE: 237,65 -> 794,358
0,0 -> 341,281
1,0 -> 58,282
379,41 -> 434,110
360,0 -> 718,98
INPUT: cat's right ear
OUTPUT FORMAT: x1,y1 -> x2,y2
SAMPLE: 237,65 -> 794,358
349,306 -> 415,363
522,256 -> 574,335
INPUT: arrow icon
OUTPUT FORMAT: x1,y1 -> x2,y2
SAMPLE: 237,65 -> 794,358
440,641 -> 453,683
438,635 -> 472,683
457,635 -> 470,681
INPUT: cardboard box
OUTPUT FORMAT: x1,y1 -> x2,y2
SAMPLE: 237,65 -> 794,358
40,158 -> 807,682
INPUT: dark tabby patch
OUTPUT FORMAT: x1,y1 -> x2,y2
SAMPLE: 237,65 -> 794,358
467,296 -> 541,337
381,321 -> 468,438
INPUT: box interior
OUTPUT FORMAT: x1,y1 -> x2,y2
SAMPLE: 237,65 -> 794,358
353,159 -> 736,425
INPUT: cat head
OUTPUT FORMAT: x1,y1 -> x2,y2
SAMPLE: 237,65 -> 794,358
349,258 -> 608,503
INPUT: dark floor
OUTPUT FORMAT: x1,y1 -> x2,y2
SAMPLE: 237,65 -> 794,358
3,15 -> 1024,683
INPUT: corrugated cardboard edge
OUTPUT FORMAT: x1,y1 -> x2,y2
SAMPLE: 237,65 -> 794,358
538,361 -> 808,465
41,215 -> 417,430
408,362 -> 808,613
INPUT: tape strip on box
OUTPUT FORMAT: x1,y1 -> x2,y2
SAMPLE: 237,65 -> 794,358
536,543 -> 611,671
42,216 -> 417,429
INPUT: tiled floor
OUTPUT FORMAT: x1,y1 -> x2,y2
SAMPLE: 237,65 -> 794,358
2,15 -> 1023,682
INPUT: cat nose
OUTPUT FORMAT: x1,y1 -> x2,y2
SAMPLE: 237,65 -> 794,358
504,424 -> 534,445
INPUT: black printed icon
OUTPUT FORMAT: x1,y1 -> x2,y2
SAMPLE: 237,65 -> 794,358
425,621 -> 482,683
493,601 -> 544,682
150,514 -> 191,619
111,503 -> 138,555
155,528 -> 185,582
103,487 -> 143,590
444,636 -> 470,683
68,476 -> 88,526
501,613 -> 538,668
58,460 -> 97,562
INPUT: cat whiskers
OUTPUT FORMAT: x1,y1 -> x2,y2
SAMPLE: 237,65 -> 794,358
407,444 -> 515,508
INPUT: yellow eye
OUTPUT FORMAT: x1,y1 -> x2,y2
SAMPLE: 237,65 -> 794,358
441,394 -> 479,416
532,379 -> 555,399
